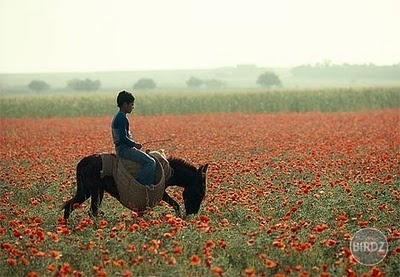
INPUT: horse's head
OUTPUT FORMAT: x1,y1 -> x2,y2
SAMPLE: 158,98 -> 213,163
183,164 -> 208,215
167,157 -> 209,216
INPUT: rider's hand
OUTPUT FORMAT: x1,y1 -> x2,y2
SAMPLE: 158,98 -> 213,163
135,143 -> 142,149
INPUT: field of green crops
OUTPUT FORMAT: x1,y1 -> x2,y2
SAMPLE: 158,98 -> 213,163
1,87 -> 399,118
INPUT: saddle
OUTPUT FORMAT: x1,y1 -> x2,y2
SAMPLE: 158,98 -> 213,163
100,150 -> 172,212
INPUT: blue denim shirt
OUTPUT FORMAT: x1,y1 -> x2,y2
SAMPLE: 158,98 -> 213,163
111,111 -> 136,148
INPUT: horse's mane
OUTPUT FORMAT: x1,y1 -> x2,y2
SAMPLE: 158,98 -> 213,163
167,156 -> 197,172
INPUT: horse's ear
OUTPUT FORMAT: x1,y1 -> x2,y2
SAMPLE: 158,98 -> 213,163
201,164 -> 209,175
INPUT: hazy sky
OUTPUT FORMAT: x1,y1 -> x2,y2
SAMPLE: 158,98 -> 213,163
1,0 -> 399,73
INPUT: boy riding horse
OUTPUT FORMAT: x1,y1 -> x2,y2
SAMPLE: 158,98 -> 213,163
111,90 -> 155,186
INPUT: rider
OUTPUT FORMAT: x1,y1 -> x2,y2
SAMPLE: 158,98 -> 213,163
111,90 -> 156,186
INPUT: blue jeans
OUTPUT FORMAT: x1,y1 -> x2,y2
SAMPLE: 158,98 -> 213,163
116,146 -> 156,186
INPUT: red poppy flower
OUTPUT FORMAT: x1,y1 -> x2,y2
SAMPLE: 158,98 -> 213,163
189,254 -> 201,266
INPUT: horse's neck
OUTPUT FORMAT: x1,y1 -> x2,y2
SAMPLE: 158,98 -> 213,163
167,158 -> 198,188
167,167 -> 196,188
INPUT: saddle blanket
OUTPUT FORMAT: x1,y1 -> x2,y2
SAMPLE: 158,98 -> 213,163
100,150 -> 172,211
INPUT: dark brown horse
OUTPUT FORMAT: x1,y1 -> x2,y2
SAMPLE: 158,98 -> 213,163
61,154 -> 208,219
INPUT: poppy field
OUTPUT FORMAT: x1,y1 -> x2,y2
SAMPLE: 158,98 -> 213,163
0,108 -> 399,276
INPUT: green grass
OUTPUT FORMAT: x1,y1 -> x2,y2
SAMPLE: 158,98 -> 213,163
1,87 -> 399,118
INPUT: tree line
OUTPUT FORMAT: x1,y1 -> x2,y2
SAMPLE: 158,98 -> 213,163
28,78 -> 102,93
27,71 -> 282,93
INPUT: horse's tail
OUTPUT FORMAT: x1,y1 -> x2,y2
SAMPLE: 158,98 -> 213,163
61,157 -> 91,219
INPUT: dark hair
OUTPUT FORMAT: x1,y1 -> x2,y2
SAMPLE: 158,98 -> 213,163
117,90 -> 135,107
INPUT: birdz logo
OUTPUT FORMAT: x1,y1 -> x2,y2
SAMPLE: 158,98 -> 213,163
350,228 -> 388,266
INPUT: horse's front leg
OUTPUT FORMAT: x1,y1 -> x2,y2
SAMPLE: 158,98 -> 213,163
162,191 -> 181,217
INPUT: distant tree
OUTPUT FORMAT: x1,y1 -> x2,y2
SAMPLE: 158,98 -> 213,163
28,80 -> 50,93
204,79 -> 225,89
186,76 -> 203,88
133,78 -> 156,90
66,78 -> 101,91
257,72 -> 282,88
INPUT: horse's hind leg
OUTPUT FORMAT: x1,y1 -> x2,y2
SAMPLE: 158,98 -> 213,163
62,154 -> 105,219
89,186 -> 104,217
62,190 -> 90,219
62,171 -> 91,219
